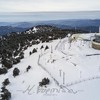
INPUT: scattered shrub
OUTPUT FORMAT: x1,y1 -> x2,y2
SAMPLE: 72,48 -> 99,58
32,48 -> 37,53
26,65 -> 31,72
23,46 -> 28,50
40,45 -> 44,49
16,57 -> 20,63
19,52 -> 24,59
13,59 -> 18,65
45,45 -> 49,50
1,89 -> 11,100
2,78 -> 10,86
39,78 -> 50,87
29,51 -> 32,55
13,57 -> 20,65
14,51 -> 19,57
0,68 -> 7,75
13,68 -> 20,77
1,58 -> 12,69
19,55 -> 24,59
1,86 -> 6,92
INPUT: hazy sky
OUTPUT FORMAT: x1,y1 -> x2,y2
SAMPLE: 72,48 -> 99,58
0,0 -> 100,12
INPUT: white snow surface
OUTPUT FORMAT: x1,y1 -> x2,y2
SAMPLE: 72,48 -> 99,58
0,33 -> 100,100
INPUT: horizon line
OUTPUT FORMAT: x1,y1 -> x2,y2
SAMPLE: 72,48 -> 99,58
0,10 -> 100,13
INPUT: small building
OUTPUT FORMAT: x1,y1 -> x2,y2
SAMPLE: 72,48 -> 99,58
92,34 -> 100,50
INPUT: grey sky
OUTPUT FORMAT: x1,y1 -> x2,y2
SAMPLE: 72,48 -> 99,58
0,0 -> 100,12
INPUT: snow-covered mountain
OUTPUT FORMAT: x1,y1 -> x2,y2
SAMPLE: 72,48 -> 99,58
0,32 -> 100,100
25,25 -> 59,34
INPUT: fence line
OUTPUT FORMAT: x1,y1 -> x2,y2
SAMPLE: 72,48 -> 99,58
66,76 -> 100,87
38,37 -> 100,90
37,54 -> 60,87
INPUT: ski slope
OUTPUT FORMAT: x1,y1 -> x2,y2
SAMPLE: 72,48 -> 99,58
0,33 -> 100,100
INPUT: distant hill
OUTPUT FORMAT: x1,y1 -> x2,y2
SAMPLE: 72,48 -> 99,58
10,19 -> 100,33
41,19 -> 100,32
11,22 -> 35,28
0,26 -> 27,35
7,19 -> 100,28
0,19 -> 100,35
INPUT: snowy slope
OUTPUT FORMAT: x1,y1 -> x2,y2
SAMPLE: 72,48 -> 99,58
0,33 -> 100,100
